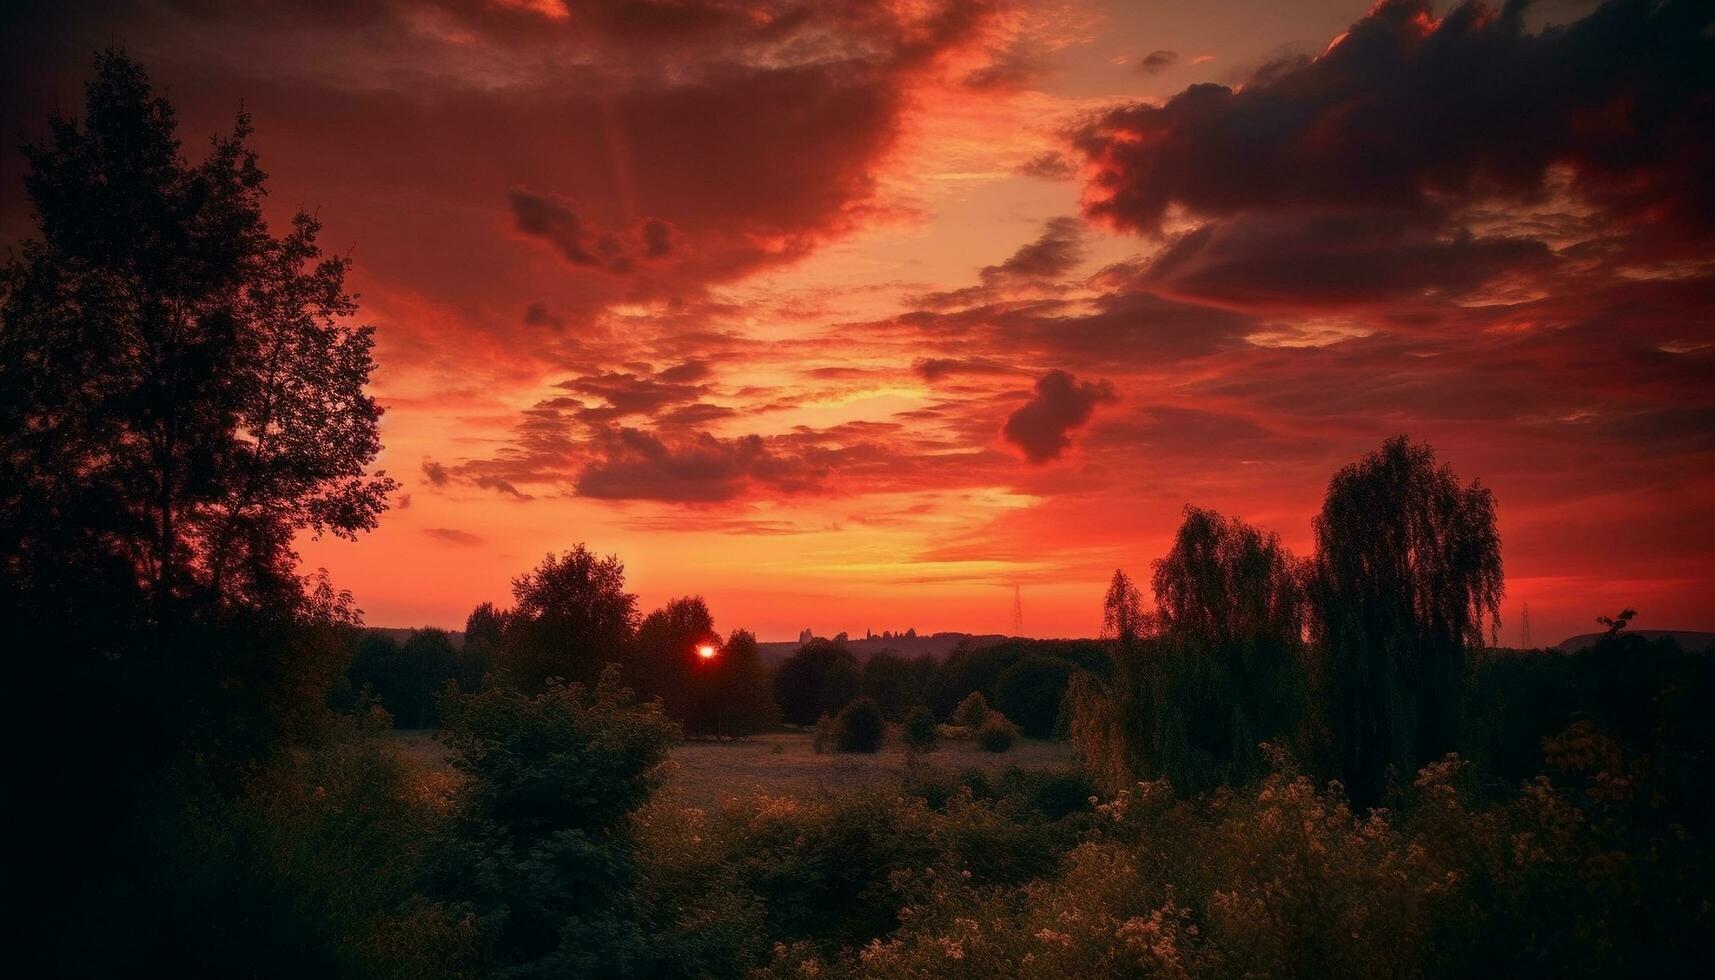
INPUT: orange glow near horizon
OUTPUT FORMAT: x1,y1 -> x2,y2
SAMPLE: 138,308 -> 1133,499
8,0 -> 1713,647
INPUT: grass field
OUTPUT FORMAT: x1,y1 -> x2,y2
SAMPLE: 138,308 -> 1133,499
386,728 -> 1075,807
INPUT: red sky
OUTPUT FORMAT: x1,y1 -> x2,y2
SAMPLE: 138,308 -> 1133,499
4,0 -> 1712,644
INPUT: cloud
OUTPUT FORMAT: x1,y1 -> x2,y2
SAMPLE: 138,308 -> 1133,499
558,371 -> 707,418
423,527 -> 483,546
990,216 -> 1084,279
1002,369 -> 1118,463
1143,210 -> 1555,309
508,188 -> 671,274
914,216 -> 1084,307
523,300 -> 565,328
915,356 -> 1017,381
1016,151 -> 1076,180
1135,49 -> 1178,74
1076,0 -> 1715,240
656,360 -> 711,383
421,460 -> 449,487
575,427 -> 829,503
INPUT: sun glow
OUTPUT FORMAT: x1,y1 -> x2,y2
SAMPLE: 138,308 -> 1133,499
696,644 -> 717,660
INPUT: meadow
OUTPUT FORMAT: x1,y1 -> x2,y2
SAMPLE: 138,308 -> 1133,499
388,727 -> 1075,806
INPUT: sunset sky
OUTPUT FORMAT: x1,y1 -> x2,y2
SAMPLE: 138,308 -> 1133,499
4,0 -> 1711,644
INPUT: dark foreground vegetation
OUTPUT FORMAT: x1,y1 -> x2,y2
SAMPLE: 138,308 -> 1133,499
6,54 -> 1712,979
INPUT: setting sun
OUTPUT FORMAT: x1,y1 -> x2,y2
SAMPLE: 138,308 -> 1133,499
696,644 -> 716,660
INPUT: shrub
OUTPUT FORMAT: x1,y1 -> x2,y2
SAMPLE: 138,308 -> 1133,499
975,714 -> 1018,752
834,697 -> 886,753
432,665 -> 679,975
902,707 -> 938,752
952,691 -> 990,728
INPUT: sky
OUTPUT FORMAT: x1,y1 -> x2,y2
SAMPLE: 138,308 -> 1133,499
3,0 -> 1712,644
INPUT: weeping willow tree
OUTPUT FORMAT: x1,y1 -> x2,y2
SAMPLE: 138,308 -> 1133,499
1071,510 -> 1307,795
1149,507 -> 1307,790
1069,569 -> 1151,794
1308,436 -> 1503,807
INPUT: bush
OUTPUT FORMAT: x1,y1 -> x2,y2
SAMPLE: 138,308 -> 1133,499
975,714 -> 1018,752
834,697 -> 886,753
433,665 -> 679,975
902,707 -> 938,752
952,691 -> 990,728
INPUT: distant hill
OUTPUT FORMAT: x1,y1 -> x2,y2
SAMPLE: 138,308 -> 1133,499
756,632 -> 1010,665
1553,629 -> 1715,653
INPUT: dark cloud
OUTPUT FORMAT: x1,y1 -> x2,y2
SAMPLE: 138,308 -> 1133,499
558,371 -> 707,418
1077,0 -> 1715,240
421,460 -> 449,487
509,188 -> 672,274
1144,210 -> 1555,308
1015,151 -> 1076,180
575,428 -> 829,503
914,356 -> 1017,381
1001,369 -> 1118,463
991,216 -> 1083,279
914,216 -> 1083,307
423,527 -> 483,546
523,300 -> 565,328
1136,49 -> 1179,74
656,360 -> 711,383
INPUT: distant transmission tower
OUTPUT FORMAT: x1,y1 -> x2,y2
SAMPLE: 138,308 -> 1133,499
1010,584 -> 1024,636
1521,602 -> 1533,649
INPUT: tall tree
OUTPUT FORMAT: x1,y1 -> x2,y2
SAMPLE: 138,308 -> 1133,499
1,52 -> 393,958
502,545 -> 637,691
632,595 -> 718,718
1,53 -> 393,628
1,51 -> 393,765
688,629 -> 780,738
1308,436 -> 1503,806
1147,506 -> 1308,789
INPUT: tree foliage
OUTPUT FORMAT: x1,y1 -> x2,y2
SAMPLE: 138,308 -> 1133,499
434,666 -> 678,976
501,546 -> 637,691
833,697 -> 886,753
773,639 -> 858,725
1308,436 -> 1503,805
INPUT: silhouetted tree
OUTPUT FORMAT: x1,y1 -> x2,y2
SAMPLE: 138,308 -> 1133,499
1,52 -> 394,963
861,649 -> 921,720
692,628 -> 780,738
501,546 -> 636,691
1146,506 -> 1308,787
633,595 -> 718,720
1,53 -> 393,631
1597,608 -> 1637,638
465,601 -> 509,647
398,629 -> 458,727
820,656 -> 863,717
995,655 -> 1076,738
773,638 -> 857,725
1308,436 -> 1502,806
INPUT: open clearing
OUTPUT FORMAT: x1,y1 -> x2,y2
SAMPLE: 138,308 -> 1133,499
388,729 -> 1075,807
